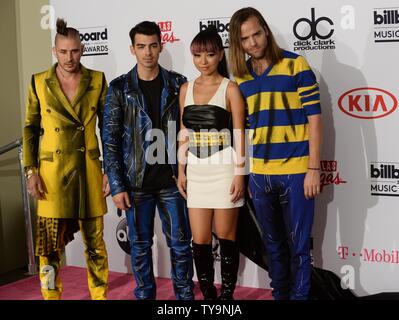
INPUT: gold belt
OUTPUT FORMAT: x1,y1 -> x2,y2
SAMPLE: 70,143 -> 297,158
188,131 -> 230,147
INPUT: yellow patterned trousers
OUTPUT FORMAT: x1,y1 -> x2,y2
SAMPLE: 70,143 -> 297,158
38,216 -> 108,300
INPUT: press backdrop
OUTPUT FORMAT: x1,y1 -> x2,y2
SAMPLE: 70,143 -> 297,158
47,0 -> 399,296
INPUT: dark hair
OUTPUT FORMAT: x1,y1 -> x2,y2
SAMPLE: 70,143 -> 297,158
129,21 -> 161,45
190,27 -> 229,78
55,18 -> 80,44
229,7 -> 283,77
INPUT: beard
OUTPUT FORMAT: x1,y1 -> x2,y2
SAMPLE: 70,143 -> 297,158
249,46 -> 267,60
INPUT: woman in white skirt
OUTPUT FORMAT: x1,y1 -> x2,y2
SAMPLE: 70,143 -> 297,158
177,27 -> 245,300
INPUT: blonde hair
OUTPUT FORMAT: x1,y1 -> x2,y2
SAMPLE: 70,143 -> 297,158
229,7 -> 283,78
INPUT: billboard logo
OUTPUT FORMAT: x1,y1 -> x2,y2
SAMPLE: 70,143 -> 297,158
293,8 -> 335,51
373,8 -> 399,42
199,17 -> 230,48
79,26 -> 108,56
338,87 -> 397,119
370,162 -> 399,197
374,9 -> 399,25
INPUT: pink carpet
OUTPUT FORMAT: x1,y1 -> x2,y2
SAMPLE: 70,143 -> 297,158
0,266 -> 272,300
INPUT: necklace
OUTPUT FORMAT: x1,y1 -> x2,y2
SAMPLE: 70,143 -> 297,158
57,66 -> 72,80
57,67 -> 66,79
56,65 -> 80,80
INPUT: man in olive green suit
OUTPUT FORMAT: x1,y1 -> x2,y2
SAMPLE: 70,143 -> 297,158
22,19 -> 109,300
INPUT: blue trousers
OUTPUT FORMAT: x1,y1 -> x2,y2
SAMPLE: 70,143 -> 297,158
248,173 -> 314,300
126,186 -> 194,300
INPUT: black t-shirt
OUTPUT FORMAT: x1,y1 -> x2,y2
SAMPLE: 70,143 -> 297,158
138,73 -> 175,192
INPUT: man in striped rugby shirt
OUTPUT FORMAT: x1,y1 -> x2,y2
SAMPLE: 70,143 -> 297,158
229,7 -> 322,300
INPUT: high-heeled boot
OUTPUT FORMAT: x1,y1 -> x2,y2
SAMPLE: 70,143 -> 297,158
218,238 -> 239,300
192,242 -> 217,300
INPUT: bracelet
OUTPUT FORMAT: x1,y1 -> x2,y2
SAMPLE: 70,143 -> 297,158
24,166 -> 37,179
308,167 -> 320,171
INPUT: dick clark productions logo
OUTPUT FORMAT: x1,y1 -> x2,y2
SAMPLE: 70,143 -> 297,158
292,8 -> 335,51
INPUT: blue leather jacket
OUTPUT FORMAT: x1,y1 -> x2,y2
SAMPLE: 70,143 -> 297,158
103,65 -> 186,196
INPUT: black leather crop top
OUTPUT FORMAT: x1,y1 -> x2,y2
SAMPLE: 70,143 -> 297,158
182,104 -> 232,158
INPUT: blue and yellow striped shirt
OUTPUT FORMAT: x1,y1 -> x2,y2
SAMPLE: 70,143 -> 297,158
235,50 -> 321,175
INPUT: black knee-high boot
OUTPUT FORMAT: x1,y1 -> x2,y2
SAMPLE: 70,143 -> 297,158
192,242 -> 217,300
218,238 -> 239,300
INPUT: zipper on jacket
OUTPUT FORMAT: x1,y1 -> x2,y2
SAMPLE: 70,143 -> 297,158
161,93 -> 179,178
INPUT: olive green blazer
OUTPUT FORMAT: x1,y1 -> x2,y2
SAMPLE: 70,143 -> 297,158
23,64 -> 107,219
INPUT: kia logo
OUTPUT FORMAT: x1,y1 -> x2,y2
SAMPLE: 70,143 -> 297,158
338,87 -> 398,119
293,8 -> 334,40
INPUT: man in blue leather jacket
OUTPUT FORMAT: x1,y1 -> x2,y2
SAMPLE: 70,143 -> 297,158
102,21 -> 194,300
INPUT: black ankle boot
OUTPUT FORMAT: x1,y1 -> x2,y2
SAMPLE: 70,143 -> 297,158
192,242 -> 217,300
218,238 -> 239,300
